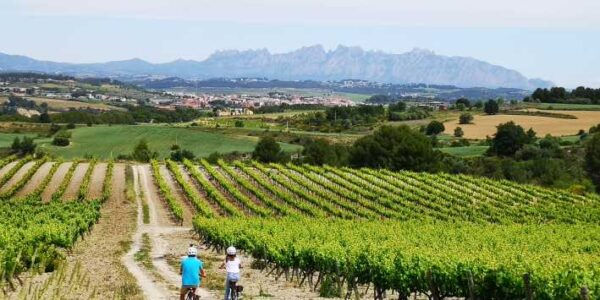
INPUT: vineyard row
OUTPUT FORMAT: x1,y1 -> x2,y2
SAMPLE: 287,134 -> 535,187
152,159 -> 600,224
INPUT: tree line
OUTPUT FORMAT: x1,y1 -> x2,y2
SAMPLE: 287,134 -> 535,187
529,86 -> 600,104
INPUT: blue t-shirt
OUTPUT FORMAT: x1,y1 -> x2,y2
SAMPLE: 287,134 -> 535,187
181,257 -> 203,286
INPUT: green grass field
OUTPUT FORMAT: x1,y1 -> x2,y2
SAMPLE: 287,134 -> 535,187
439,145 -> 489,157
37,125 -> 301,159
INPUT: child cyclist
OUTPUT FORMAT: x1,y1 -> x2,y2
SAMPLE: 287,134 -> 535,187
219,246 -> 243,300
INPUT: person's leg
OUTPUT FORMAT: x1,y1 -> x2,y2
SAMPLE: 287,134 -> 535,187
180,287 -> 186,300
232,273 -> 240,298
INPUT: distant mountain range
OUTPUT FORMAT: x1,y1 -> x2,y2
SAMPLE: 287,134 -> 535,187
0,45 -> 553,89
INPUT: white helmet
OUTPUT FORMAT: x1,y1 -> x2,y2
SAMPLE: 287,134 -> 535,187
187,246 -> 198,256
226,246 -> 237,255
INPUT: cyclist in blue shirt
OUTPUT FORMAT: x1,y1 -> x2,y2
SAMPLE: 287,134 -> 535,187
180,245 -> 205,300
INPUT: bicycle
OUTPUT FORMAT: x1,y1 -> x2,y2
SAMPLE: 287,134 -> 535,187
184,287 -> 199,300
225,280 -> 244,300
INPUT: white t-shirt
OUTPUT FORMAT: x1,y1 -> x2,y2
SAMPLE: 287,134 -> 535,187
225,257 -> 240,273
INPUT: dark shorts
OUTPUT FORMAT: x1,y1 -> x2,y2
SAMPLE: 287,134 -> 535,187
181,285 -> 198,293
182,285 -> 198,288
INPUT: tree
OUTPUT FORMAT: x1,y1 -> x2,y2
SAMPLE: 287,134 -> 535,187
365,94 -> 393,104
488,121 -> 528,156
459,113 -> 473,124
484,99 -> 499,115
302,139 -> 348,166
11,137 -> 20,152
454,127 -> 464,138
538,134 -> 563,158
349,125 -> 437,171
425,121 -> 445,135
132,139 -> 157,162
253,136 -> 286,163
388,102 -> 406,112
455,98 -> 471,108
526,128 -> 537,143
40,102 -> 49,113
39,112 -> 51,123
11,137 -> 36,156
20,137 -> 36,155
169,143 -> 195,161
585,133 -> 600,192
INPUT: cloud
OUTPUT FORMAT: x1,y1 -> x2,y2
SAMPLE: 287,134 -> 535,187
18,0 -> 600,27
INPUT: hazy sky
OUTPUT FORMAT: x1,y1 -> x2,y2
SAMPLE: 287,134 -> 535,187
1,0 -> 599,87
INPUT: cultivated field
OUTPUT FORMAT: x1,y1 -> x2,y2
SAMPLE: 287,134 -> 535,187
2,156 -> 599,299
36,125 -> 301,159
444,110 -> 600,139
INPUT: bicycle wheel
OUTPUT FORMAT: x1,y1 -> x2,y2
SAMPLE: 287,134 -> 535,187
185,289 -> 195,300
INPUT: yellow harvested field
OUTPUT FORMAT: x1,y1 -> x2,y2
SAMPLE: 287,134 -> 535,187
444,110 -> 600,139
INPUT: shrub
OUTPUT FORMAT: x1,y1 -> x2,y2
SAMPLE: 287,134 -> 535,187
454,127 -> 464,138
459,113 -> 473,124
52,136 -> 70,146
426,121 -> 445,135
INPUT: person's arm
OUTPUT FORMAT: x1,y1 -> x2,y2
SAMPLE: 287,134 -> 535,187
219,259 -> 226,269
200,268 -> 206,278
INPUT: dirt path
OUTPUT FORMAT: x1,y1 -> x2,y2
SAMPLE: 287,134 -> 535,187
123,165 -> 215,299
41,162 -> 72,202
123,166 -> 173,300
160,164 -> 195,226
87,162 -> 107,199
62,163 -> 90,201
15,161 -> 54,197
0,161 -> 35,192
